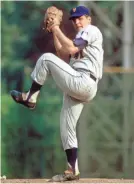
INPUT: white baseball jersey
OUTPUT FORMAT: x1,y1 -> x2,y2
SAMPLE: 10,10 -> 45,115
70,24 -> 104,80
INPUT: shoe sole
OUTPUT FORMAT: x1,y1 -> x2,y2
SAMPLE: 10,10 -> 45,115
10,91 -> 36,110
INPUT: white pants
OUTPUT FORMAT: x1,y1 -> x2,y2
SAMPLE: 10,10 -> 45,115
31,53 -> 97,150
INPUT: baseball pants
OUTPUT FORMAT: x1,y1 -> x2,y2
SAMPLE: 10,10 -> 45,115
31,53 -> 97,150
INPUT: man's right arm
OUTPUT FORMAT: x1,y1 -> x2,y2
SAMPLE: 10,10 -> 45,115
53,34 -> 70,62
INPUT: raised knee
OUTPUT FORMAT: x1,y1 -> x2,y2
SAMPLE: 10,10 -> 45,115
42,53 -> 55,60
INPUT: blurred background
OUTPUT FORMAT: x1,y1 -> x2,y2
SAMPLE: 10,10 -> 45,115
1,1 -> 134,179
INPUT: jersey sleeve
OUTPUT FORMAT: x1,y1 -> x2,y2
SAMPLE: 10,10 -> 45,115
73,38 -> 88,50
76,26 -> 100,44
80,29 -> 96,44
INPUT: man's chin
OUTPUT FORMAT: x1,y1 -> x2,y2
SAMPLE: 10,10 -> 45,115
76,27 -> 83,31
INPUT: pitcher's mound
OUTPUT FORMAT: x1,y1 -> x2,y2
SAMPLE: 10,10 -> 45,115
1,178 -> 134,183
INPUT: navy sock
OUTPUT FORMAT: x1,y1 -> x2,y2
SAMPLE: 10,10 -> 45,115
65,148 -> 77,170
27,81 -> 42,101
30,81 -> 42,93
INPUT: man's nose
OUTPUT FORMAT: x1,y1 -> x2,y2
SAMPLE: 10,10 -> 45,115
75,19 -> 80,24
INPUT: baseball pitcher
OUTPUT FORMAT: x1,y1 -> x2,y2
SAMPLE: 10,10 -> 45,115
10,5 -> 104,182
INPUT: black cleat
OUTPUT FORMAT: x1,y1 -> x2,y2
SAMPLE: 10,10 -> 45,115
48,170 -> 80,182
10,90 -> 36,109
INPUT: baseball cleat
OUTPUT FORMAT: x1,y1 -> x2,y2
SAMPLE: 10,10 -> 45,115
10,90 -> 36,109
48,169 -> 80,182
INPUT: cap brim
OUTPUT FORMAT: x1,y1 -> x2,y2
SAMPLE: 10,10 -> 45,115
69,13 -> 85,20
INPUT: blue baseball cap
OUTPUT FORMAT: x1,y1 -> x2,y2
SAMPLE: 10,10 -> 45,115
69,6 -> 90,20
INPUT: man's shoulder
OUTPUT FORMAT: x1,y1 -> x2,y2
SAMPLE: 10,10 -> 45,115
75,24 -> 103,41
87,24 -> 101,33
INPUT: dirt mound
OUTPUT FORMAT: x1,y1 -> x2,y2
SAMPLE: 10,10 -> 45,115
1,178 -> 134,183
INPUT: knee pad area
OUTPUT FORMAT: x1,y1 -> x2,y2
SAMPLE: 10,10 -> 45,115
42,53 -> 55,60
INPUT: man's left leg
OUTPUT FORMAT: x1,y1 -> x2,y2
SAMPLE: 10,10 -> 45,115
10,52 -> 85,109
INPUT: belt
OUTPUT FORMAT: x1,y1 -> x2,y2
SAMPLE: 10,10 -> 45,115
90,73 -> 97,82
74,68 -> 97,82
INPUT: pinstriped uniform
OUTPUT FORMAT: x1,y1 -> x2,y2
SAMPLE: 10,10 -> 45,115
70,24 -> 104,80
31,24 -> 104,150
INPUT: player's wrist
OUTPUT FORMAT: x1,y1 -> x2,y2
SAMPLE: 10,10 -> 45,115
51,25 -> 60,32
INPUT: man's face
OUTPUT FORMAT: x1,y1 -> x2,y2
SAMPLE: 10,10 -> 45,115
71,15 -> 91,31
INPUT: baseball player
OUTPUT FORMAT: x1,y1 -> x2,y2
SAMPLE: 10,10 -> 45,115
10,6 -> 104,182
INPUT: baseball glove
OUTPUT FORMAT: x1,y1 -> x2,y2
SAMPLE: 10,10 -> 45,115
44,6 -> 63,32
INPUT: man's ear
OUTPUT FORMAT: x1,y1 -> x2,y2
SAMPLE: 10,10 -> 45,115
87,16 -> 91,24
